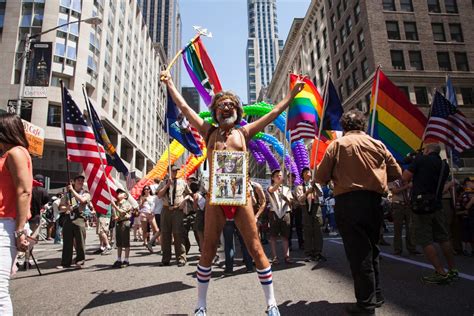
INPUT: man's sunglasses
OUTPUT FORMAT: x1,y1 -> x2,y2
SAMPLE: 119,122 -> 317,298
217,102 -> 236,110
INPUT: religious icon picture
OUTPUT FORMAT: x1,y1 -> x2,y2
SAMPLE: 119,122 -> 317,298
210,150 -> 248,206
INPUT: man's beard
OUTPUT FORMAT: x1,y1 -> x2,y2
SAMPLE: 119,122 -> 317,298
217,111 -> 238,127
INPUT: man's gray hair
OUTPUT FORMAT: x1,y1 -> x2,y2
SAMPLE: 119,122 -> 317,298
425,143 -> 441,154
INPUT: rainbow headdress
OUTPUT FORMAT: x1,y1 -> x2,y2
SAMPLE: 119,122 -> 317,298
287,74 -> 324,142
182,36 -> 222,106
369,69 -> 427,162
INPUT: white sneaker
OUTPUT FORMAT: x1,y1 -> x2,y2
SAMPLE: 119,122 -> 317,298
266,305 -> 280,316
194,307 -> 207,316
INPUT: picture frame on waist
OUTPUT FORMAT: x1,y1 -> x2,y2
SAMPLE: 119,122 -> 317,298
209,150 -> 248,206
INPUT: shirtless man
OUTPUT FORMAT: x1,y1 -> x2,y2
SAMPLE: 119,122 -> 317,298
161,70 -> 304,316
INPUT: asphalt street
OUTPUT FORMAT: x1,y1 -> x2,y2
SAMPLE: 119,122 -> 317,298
10,228 -> 474,316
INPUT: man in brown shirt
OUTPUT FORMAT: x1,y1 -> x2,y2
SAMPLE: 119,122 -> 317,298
157,164 -> 191,266
315,110 -> 401,315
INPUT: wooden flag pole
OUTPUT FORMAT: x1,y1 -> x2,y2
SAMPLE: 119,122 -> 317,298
161,26 -> 212,79
60,80 -> 73,205
166,118 -> 173,205
369,65 -> 381,137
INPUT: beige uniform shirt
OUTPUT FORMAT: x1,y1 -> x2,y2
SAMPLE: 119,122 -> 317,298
162,178 -> 191,209
315,131 -> 402,196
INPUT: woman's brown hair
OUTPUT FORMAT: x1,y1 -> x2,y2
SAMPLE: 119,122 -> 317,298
0,113 -> 29,148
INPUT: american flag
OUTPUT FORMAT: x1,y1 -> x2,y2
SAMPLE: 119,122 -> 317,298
290,121 -> 316,143
62,86 -> 116,214
63,87 -> 107,164
424,91 -> 474,153
83,163 -> 117,214
125,171 -> 138,191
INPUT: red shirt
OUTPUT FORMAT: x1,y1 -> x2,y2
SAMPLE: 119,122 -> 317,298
0,146 -> 32,219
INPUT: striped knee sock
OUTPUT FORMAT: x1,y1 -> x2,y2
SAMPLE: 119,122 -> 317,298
257,266 -> 276,306
196,264 -> 212,309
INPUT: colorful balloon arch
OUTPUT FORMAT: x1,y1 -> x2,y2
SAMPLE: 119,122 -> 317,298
130,102 -> 310,198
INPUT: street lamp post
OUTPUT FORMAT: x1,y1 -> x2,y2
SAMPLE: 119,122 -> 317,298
16,17 -> 102,116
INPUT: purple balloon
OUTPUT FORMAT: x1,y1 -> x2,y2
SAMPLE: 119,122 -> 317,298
291,140 -> 310,174
249,140 -> 266,165
256,140 -> 280,171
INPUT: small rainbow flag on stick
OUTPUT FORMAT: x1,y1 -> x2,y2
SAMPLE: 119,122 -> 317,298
369,68 -> 427,162
182,36 -> 222,106
287,74 -> 324,142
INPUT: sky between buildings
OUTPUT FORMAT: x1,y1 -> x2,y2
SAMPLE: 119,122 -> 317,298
179,0 -> 311,110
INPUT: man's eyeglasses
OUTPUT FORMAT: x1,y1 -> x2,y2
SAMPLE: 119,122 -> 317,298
217,102 -> 236,110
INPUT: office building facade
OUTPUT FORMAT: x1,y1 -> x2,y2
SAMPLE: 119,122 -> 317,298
267,0 -> 474,167
0,0 -> 168,188
139,0 -> 182,88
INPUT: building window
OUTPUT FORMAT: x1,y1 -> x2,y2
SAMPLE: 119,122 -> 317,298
391,50 -> 405,70
349,42 -> 356,61
340,26 -> 347,42
449,24 -> 463,42
437,52 -> 452,71
346,16 -> 353,34
322,28 -> 327,48
339,85 -> 344,102
354,2 -> 361,24
318,67 -> 324,86
386,21 -> 400,40
336,2 -> 342,19
361,58 -> 369,80
428,0 -> 441,13
346,77 -> 353,95
358,30 -> 365,50
432,23 -> 446,41
316,39 -> 321,59
336,60 -> 342,78
383,0 -> 396,11
343,51 -> 349,68
352,68 -> 359,89
455,52 -> 469,71
399,86 -> 410,99
461,88 -> 473,105
330,14 -> 336,31
404,22 -> 418,40
400,0 -> 413,11
409,51 -> 424,70
333,38 -> 339,54
47,103 -> 62,127
445,0 -> 458,13
414,87 -> 429,104
311,51 -> 315,69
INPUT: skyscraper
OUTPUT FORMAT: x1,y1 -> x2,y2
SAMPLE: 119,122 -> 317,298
181,86 -> 200,113
246,0 -> 283,104
139,0 -> 182,88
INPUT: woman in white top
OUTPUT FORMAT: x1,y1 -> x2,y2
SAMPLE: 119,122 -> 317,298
139,186 -> 160,252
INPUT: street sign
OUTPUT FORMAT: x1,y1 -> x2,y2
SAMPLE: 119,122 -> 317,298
7,99 -> 33,110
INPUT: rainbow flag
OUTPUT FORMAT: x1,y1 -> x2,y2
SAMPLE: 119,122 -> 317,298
182,36 -> 222,106
368,69 -> 427,162
287,74 -> 324,141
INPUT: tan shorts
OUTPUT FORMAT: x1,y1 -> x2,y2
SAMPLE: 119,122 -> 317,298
139,212 -> 155,223
96,217 -> 110,235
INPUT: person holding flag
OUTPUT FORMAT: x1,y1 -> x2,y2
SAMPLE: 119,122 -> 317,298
160,69 -> 304,316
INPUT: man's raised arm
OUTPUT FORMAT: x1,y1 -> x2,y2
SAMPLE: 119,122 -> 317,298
160,70 -> 211,136
243,80 -> 305,140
